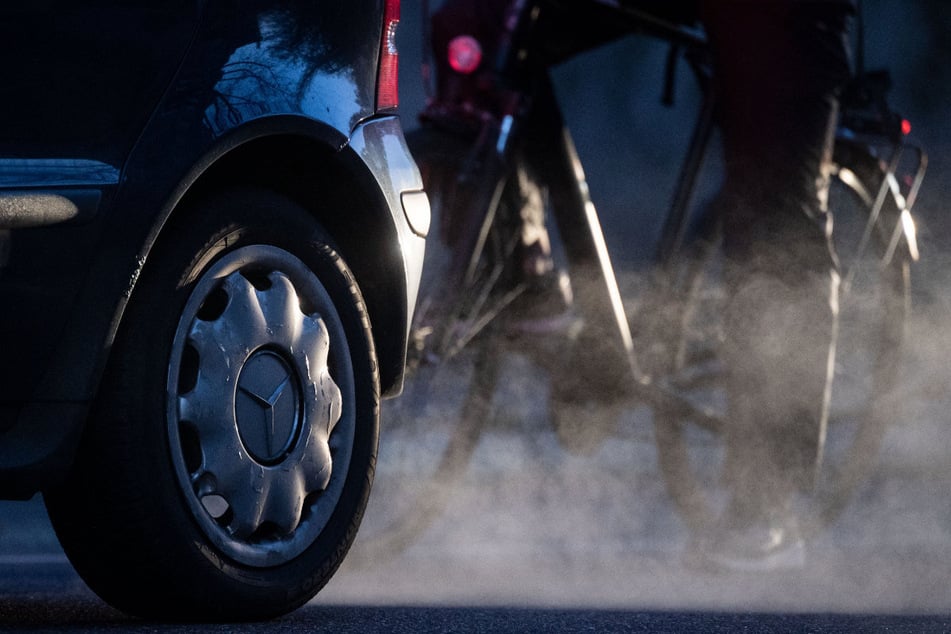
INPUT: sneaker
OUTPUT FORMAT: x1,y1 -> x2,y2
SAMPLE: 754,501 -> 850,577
687,508 -> 806,573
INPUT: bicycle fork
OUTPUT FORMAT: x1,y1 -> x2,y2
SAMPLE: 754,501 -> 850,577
519,77 -> 648,397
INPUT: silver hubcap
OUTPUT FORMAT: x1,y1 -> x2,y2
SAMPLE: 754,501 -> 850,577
167,245 -> 354,567
236,350 -> 302,465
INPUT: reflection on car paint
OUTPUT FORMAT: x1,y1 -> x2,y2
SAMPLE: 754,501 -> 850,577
205,10 -> 369,138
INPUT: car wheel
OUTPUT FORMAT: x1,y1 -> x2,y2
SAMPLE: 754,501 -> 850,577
44,187 -> 379,621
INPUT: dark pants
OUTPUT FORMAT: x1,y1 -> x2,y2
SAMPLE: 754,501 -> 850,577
699,0 -> 854,512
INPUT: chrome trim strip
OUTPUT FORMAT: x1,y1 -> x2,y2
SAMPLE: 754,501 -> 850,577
0,158 -> 119,188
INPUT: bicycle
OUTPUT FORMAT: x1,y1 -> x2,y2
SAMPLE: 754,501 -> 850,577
352,0 -> 927,563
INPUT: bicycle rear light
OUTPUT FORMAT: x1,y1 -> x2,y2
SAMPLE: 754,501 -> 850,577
377,0 -> 400,111
448,35 -> 483,74
901,118 -> 912,136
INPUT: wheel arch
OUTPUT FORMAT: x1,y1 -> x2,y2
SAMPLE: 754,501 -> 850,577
146,127 -> 410,396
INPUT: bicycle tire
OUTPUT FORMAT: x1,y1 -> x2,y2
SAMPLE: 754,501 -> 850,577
652,141 -> 911,537
350,126 -> 515,563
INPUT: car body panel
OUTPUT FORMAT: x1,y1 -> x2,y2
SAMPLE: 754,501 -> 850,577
0,0 -> 427,498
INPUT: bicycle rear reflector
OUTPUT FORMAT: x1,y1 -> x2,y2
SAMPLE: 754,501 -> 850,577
448,35 -> 483,74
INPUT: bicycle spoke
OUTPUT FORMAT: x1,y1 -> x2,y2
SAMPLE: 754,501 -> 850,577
445,284 -> 526,359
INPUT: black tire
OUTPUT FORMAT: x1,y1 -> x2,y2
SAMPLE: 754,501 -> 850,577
653,144 -> 910,535
44,187 -> 379,621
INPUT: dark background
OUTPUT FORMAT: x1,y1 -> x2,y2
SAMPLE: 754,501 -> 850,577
397,0 -> 950,276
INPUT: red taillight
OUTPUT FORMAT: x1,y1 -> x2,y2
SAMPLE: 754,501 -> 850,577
377,0 -> 400,111
901,118 -> 912,136
448,35 -> 483,75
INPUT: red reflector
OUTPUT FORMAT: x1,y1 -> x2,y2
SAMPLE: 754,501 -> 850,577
377,0 -> 400,111
448,35 -> 482,75
901,119 -> 912,136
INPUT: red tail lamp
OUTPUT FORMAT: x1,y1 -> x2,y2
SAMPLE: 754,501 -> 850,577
377,0 -> 400,111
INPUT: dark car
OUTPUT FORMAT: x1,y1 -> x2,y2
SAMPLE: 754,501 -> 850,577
0,0 -> 428,621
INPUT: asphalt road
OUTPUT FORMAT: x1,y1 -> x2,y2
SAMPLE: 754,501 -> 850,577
1,575 -> 950,634
0,553 -> 949,633
0,554 -> 950,632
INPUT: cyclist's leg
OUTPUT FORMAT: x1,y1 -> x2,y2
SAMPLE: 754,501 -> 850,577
698,0 -> 854,565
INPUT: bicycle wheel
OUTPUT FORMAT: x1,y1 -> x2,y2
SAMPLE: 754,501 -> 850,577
652,142 -> 911,536
351,126 -> 521,563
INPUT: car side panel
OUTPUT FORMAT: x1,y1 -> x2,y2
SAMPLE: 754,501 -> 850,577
0,0 -> 427,496
0,2 -> 199,163
50,0 -> 387,399
0,2 -> 201,403
0,0 -> 383,405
